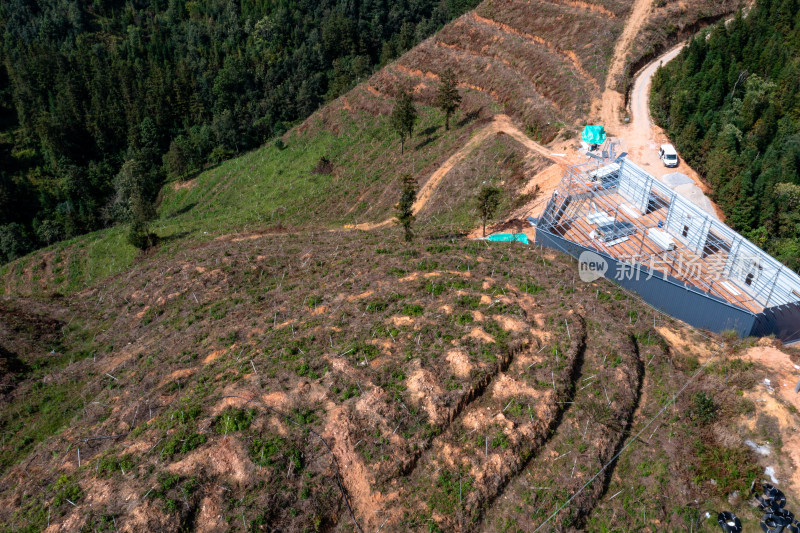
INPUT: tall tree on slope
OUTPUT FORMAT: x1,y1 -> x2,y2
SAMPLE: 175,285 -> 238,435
435,68 -> 462,131
395,175 -> 417,242
476,185 -> 502,238
391,89 -> 417,154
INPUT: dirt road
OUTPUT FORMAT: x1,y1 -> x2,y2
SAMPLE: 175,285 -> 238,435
622,43 -> 723,218
347,115 -> 567,231
628,44 -> 683,143
598,0 -> 652,130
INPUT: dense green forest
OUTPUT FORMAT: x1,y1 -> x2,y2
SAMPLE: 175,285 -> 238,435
651,0 -> 800,270
0,0 -> 480,263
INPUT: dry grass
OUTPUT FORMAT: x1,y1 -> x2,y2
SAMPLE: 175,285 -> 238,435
436,15 -> 593,115
476,0 -> 630,86
1,1 -> 796,531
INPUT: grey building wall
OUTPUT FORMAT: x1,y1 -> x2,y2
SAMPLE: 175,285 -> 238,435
536,229 -> 760,337
751,304 -> 800,343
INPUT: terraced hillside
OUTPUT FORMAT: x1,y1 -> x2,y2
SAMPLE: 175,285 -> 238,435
0,0 -> 738,299
371,0 -> 634,142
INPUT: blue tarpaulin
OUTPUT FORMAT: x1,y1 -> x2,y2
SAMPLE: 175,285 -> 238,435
486,233 -> 529,244
581,125 -> 606,145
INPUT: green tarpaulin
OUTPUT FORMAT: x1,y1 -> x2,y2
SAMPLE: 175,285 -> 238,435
581,125 -> 606,145
486,233 -> 529,245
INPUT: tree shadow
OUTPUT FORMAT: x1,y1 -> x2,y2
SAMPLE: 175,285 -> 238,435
0,344 -> 29,376
158,231 -> 191,244
429,232 -> 468,240
175,164 -> 215,184
419,125 -> 440,136
165,202 -> 198,219
457,108 -> 482,128
414,135 -> 439,150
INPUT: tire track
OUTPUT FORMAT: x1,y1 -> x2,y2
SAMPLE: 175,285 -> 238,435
480,327 -> 648,531
381,315 -> 587,531
320,290 -> 548,530
568,332 -> 645,528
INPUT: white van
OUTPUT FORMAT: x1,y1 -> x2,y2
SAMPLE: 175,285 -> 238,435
659,144 -> 679,167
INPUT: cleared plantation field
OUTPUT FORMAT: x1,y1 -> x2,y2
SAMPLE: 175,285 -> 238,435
542,0 -> 632,18
391,42 -> 562,141
375,0 -> 633,140
1,228 -> 785,532
4,1 -> 797,531
436,15 -> 593,115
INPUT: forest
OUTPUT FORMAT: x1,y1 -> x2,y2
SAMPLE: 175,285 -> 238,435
650,0 -> 800,270
0,0 -> 480,262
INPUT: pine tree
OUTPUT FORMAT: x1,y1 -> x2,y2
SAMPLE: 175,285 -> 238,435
476,185 -> 502,237
395,175 -> 417,242
114,156 -> 159,250
435,68 -> 461,131
163,136 -> 191,180
391,90 -> 417,154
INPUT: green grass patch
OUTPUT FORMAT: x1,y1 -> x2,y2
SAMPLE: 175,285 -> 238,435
52,474 -> 82,507
691,440 -> 759,497
402,304 -> 424,316
0,379 -> 85,475
214,408 -> 257,435
428,469 -> 473,516
250,436 -> 303,472
95,453 -> 135,477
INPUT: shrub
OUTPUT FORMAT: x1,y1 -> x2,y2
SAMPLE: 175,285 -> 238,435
52,475 -> 82,507
312,156 -> 333,175
366,300 -> 387,313
127,220 -> 159,251
209,145 -> 233,163
428,469 -> 473,515
690,392 -> 716,424
251,436 -> 303,472
456,312 -> 473,325
692,440 -> 759,496
161,431 -> 207,458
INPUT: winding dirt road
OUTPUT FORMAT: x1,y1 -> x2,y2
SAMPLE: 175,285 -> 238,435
599,0 -> 652,130
628,44 -> 684,143
346,115 -> 567,231
620,43 -> 723,218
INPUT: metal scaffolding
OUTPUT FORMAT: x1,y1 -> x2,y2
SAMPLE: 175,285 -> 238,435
537,157 -> 800,316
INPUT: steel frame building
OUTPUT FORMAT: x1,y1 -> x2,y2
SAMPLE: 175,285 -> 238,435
534,156 -> 800,342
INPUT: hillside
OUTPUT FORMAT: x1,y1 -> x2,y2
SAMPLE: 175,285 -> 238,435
3,228 -> 799,532
619,0 -> 746,97
2,0 -> 800,531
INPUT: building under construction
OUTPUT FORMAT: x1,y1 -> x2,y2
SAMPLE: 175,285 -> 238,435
534,155 -> 800,342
